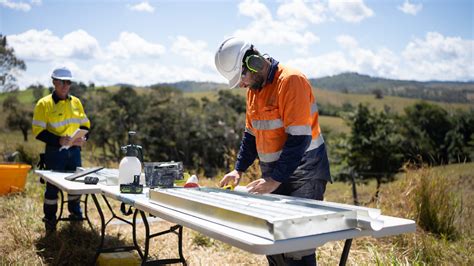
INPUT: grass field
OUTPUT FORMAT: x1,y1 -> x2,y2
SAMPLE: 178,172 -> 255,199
186,88 -> 473,114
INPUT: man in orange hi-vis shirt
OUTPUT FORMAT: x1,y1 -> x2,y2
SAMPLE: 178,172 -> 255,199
215,37 -> 332,266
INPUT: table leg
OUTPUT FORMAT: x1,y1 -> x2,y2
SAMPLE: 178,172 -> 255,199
133,209 -> 144,259
339,238 -> 353,266
91,194 -> 141,264
136,209 -> 186,265
84,194 -> 94,230
92,194 -> 106,264
58,189 -> 65,223
56,191 -> 93,229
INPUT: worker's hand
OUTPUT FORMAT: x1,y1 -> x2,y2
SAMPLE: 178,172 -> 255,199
219,169 -> 242,188
247,178 -> 281,194
72,137 -> 86,147
59,136 -> 72,146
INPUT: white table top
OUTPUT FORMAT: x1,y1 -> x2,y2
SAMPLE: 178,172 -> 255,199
100,186 -> 416,255
35,170 -> 416,255
35,170 -> 102,194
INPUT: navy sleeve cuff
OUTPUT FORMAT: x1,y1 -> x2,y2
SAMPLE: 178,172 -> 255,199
80,126 -> 90,140
235,132 -> 258,172
36,130 -> 61,147
271,134 -> 311,183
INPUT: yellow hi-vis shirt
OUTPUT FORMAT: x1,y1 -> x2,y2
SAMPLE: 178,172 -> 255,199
32,94 -> 90,138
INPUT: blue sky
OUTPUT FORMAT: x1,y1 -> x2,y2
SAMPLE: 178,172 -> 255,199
1,0 -> 473,89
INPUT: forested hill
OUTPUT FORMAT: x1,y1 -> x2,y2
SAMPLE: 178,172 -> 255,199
148,73 -> 474,103
310,72 -> 474,103
151,81 -> 227,92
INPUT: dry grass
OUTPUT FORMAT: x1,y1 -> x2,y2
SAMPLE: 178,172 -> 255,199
1,162 -> 473,265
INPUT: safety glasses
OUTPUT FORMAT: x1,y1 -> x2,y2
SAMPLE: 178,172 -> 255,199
53,79 -> 72,86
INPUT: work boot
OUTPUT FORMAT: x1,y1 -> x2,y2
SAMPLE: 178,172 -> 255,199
43,217 -> 57,234
68,213 -> 84,222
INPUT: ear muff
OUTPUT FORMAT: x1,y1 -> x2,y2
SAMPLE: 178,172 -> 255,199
245,55 -> 265,73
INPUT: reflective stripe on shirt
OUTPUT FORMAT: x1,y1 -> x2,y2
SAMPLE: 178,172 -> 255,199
252,119 -> 283,130
286,125 -> 311,135
32,120 -> 47,128
49,118 -> 90,129
258,134 -> 324,163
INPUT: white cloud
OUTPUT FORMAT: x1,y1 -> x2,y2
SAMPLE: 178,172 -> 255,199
287,52 -> 356,78
233,0 -> 375,54
238,0 -> 272,21
277,0 -> 328,26
170,36 -> 214,69
106,32 -> 165,59
289,35 -> 399,79
289,32 -> 474,82
0,0 -> 41,11
90,62 -> 219,86
401,32 -> 474,81
128,1 -> 154,13
336,35 -> 359,49
398,0 -> 422,15
0,0 -> 31,11
235,0 -> 319,53
8,29 -> 101,61
328,0 -> 374,23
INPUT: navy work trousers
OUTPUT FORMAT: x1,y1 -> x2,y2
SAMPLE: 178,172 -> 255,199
43,146 -> 82,221
267,178 -> 327,266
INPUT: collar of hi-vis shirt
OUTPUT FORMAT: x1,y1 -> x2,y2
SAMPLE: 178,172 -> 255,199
52,91 -> 72,104
265,57 -> 279,85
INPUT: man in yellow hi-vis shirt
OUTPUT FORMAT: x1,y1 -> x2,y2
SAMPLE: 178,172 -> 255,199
32,67 -> 90,234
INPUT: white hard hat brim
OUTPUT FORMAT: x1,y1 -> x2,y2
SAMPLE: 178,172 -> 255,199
229,72 -> 241,89
51,75 -> 73,81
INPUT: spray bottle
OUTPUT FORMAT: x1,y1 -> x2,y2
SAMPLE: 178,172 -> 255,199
118,131 -> 143,186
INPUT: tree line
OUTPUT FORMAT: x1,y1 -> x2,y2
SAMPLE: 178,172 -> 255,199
3,84 -> 473,182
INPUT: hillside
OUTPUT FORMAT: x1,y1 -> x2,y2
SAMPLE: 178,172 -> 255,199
151,73 -> 474,103
311,72 -> 474,103
149,81 -> 227,92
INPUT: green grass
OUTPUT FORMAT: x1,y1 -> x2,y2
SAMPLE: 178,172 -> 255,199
312,88 -> 472,114
319,115 -> 350,135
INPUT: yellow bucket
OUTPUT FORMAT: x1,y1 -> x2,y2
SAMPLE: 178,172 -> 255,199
0,163 -> 31,195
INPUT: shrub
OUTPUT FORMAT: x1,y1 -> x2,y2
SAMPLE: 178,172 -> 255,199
413,170 -> 460,240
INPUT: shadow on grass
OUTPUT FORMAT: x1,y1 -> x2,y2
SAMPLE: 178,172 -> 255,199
35,222 -> 130,266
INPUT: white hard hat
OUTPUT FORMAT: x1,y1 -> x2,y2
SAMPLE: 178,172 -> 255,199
51,67 -> 73,80
215,37 -> 252,89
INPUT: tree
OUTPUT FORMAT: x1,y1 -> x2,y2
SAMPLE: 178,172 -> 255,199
372,88 -> 383,99
2,95 -> 32,141
28,83 -> 45,102
217,90 -> 246,114
0,34 -> 26,92
342,104 -> 404,202
401,102 -> 452,165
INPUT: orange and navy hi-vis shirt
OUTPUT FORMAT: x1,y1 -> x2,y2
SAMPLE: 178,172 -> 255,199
32,92 -> 90,147
235,59 -> 330,183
